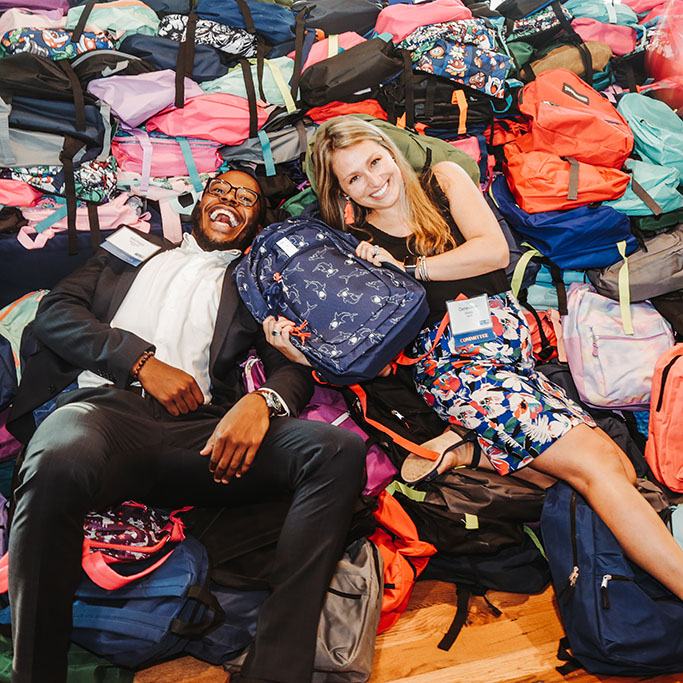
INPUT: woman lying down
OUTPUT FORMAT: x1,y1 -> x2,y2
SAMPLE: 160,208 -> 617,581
263,115 -> 683,603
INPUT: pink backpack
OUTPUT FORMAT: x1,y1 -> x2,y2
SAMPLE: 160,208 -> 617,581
146,93 -> 269,146
18,193 -> 151,249
571,18 -> 637,56
645,345 -> 683,493
563,283 -> 674,410
111,129 -> 223,181
375,0 -> 472,42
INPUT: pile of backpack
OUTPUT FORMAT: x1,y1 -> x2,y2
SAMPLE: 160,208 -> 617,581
1,0 -> 683,679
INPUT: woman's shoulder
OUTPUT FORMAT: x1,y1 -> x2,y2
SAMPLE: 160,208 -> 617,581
431,160 -> 477,189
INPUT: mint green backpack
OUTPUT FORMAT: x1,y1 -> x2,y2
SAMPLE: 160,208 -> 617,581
604,159 -> 683,216
201,57 -> 297,111
617,93 -> 683,179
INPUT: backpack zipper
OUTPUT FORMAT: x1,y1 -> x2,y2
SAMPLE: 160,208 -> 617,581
656,354 -> 683,412
564,491 -> 580,603
600,573 -> 632,609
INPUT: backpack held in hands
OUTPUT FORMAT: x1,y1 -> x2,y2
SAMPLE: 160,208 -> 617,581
645,345 -> 683,493
541,481 -> 683,675
233,217 -> 429,385
563,283 -> 674,410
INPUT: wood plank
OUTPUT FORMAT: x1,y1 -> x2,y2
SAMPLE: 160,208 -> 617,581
136,582 -> 683,683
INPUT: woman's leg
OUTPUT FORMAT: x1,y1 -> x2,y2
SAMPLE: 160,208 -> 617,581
529,423 -> 683,601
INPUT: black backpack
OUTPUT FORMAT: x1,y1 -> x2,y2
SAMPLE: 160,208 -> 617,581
341,365 -> 449,470
299,37 -> 404,108
380,62 -> 494,132
421,530 -> 550,650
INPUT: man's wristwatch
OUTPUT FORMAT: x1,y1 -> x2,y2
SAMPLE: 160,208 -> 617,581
403,254 -> 418,278
253,388 -> 286,418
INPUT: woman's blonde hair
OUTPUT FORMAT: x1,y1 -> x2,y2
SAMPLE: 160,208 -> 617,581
310,116 -> 455,256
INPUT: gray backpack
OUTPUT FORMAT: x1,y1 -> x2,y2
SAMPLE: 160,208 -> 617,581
225,537 -> 384,682
587,225 -> 683,304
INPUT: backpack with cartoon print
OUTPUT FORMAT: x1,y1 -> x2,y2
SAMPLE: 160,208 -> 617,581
233,216 -> 429,385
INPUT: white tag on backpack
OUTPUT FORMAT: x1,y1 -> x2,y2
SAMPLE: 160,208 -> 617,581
276,237 -> 298,257
446,294 -> 496,346
102,227 -> 160,266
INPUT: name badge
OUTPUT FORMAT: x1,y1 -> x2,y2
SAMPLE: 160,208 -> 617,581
446,293 -> 496,346
101,227 -> 161,266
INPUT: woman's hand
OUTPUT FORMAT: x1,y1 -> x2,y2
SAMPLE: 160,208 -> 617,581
263,315 -> 311,366
355,241 -> 403,269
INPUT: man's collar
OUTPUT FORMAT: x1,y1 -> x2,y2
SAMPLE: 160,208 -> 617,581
181,233 -> 243,264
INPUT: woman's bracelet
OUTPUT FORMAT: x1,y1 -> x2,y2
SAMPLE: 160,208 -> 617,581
417,255 -> 430,282
132,350 -> 155,380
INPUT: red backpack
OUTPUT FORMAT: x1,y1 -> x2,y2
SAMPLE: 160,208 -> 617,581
370,490 -> 436,633
645,344 -> 683,492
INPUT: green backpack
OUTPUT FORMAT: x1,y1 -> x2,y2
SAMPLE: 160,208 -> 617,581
304,114 -> 480,189
617,93 -> 683,179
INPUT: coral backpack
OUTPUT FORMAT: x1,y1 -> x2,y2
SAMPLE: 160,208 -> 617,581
516,68 -> 633,168
370,491 -> 436,633
645,345 -> 683,493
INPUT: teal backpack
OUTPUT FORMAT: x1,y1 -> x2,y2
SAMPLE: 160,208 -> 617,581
605,159 -> 683,216
563,0 -> 639,28
617,93 -> 683,179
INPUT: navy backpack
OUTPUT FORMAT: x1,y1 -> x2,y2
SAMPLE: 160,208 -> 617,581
541,481 -> 683,675
489,174 -> 638,270
0,536 -> 266,669
234,217 -> 429,385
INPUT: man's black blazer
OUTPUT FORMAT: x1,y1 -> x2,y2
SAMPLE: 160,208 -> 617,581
8,234 -> 313,443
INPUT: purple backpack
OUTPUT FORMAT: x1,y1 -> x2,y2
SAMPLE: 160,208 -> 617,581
242,355 -> 397,496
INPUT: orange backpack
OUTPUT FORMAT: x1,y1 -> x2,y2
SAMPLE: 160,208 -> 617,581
370,490 -> 437,633
517,68 -> 633,168
645,344 -> 683,493
503,141 -> 630,212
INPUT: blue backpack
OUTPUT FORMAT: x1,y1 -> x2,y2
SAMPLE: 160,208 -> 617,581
0,535 -> 266,669
234,216 -> 429,384
541,481 -> 683,675
489,174 -> 638,270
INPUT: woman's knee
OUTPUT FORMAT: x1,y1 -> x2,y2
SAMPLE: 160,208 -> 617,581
533,425 -> 637,494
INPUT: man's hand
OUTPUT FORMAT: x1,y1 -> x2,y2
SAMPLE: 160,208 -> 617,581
200,393 -> 270,483
137,356 -> 205,416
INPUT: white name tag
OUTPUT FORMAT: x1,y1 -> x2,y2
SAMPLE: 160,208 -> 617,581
101,227 -> 161,266
276,236 -> 298,257
446,294 -> 496,346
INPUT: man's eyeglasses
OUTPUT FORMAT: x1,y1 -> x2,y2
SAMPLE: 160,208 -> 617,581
206,179 -> 260,207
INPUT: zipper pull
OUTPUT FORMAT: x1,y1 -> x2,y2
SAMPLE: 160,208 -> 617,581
601,574 -> 612,609
568,565 -> 580,587
391,409 -> 411,430
563,565 -> 580,604
592,335 -> 599,357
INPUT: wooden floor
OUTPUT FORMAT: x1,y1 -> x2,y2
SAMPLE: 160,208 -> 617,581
134,581 -> 683,683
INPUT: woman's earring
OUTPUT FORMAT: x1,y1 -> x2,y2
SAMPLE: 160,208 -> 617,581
343,196 -> 354,226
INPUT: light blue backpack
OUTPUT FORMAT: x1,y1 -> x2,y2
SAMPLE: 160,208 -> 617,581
605,159 -> 683,216
617,93 -> 683,179
563,0 -> 639,28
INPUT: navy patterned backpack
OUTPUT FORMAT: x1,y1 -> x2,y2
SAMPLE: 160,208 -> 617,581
234,217 -> 429,385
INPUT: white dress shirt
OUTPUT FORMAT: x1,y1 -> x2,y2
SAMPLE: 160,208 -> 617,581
78,233 -> 241,403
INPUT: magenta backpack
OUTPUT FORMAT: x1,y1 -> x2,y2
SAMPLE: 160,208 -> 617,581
242,355 -> 397,496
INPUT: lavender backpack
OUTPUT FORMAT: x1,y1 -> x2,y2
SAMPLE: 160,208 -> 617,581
563,283 -> 675,410
242,355 -> 397,496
